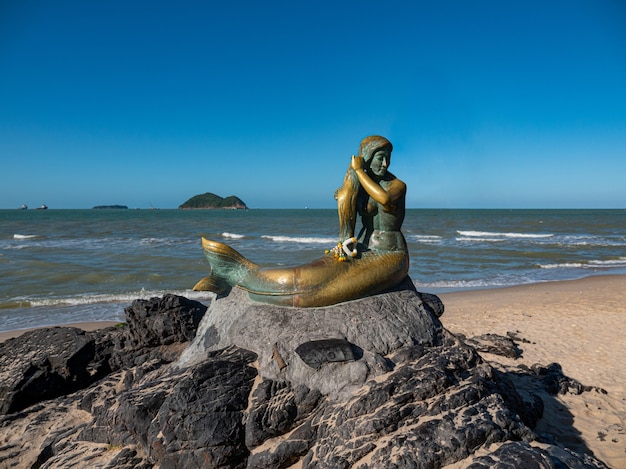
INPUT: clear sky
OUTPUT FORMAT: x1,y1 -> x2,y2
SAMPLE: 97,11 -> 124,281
1,1 -> 625,209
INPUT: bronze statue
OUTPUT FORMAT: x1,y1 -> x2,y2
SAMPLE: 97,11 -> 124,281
193,135 -> 409,307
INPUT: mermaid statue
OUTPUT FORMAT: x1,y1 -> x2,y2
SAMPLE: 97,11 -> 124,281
193,135 -> 409,307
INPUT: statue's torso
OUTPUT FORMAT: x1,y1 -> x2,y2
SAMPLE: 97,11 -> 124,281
358,179 -> 406,252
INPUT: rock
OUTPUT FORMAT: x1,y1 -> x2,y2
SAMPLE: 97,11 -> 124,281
295,339 -> 358,369
245,380 -> 322,448
531,362 -> 601,395
110,294 -> 208,370
0,290 -> 611,469
466,440 -> 607,468
0,294 -> 207,418
123,294 -> 207,347
0,326 -> 116,415
178,278 -> 446,398
464,333 -> 522,359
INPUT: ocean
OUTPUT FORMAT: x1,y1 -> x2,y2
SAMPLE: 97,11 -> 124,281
1,208 -> 625,332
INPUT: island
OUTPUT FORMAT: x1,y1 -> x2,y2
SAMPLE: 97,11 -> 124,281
92,205 -> 128,210
178,192 -> 247,210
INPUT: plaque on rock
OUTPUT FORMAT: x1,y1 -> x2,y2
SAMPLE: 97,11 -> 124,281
295,338 -> 357,369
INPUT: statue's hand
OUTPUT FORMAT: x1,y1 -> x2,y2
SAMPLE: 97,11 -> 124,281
351,155 -> 364,171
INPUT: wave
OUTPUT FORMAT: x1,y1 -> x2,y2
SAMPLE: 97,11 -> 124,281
221,232 -> 246,239
552,235 -> 626,247
414,278 -> 526,290
13,234 -> 43,239
1,289 -> 216,310
261,235 -> 335,244
410,235 -> 442,244
540,257 -> 626,269
457,231 -> 553,239
139,237 -> 186,246
456,237 -> 507,243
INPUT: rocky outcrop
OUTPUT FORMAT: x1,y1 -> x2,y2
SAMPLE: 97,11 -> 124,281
177,278 -> 446,399
0,285 -> 609,468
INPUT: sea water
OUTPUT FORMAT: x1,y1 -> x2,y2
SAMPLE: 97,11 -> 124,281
1,208 -> 625,332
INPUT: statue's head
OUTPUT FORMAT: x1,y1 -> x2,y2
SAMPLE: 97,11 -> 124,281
358,136 -> 393,178
358,136 -> 393,163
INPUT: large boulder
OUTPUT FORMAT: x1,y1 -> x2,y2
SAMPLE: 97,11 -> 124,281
178,278 -> 446,398
0,326 -> 115,415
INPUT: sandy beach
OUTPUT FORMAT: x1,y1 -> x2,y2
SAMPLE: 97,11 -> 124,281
1,276 -> 624,467
440,274 -> 626,468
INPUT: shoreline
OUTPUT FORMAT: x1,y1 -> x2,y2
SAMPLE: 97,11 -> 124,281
2,274 -> 624,350
0,321 -> 120,343
1,275 -> 624,466
438,273 -> 626,390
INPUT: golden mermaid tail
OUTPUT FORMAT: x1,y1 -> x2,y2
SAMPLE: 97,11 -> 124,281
193,237 -> 409,307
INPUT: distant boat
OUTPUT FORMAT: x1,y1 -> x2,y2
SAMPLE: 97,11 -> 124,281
19,204 -> 28,210
35,204 -> 48,210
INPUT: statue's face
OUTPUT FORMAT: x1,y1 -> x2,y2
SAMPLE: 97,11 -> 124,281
368,149 -> 390,177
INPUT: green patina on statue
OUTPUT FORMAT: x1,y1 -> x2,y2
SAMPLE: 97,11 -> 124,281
193,135 -> 409,307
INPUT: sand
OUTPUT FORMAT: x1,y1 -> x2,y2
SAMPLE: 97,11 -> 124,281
1,276 -> 624,467
0,321 -> 120,342
439,274 -> 626,468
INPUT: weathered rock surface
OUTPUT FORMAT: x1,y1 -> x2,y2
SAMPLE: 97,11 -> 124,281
0,326 -> 115,415
177,277 -> 446,398
0,286 -> 610,468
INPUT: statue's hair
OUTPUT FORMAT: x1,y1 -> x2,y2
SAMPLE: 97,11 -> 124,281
358,136 -> 393,163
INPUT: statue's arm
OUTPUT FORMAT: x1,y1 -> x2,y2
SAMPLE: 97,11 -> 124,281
351,156 -> 406,207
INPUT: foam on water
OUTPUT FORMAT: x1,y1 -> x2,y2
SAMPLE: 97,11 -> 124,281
221,232 -> 246,239
409,235 -> 442,244
457,231 -> 554,239
13,234 -> 43,239
261,235 -> 336,244
540,257 -> 626,269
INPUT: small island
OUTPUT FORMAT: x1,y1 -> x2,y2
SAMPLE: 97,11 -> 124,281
92,205 -> 128,210
179,192 -> 247,210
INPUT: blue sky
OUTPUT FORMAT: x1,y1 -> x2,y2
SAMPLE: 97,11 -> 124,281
1,1 -> 625,209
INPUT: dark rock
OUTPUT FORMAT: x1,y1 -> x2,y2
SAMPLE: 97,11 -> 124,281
0,326 -> 116,415
110,294 -> 208,370
418,291 -> 445,317
0,291 -> 611,469
84,346 -> 258,468
466,440 -> 608,468
532,363 -> 600,395
464,333 -> 522,359
295,339 -> 358,369
0,294 -> 207,418
123,294 -> 207,346
245,380 -> 322,448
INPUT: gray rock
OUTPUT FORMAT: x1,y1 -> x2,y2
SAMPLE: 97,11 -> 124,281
178,278 -> 446,398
